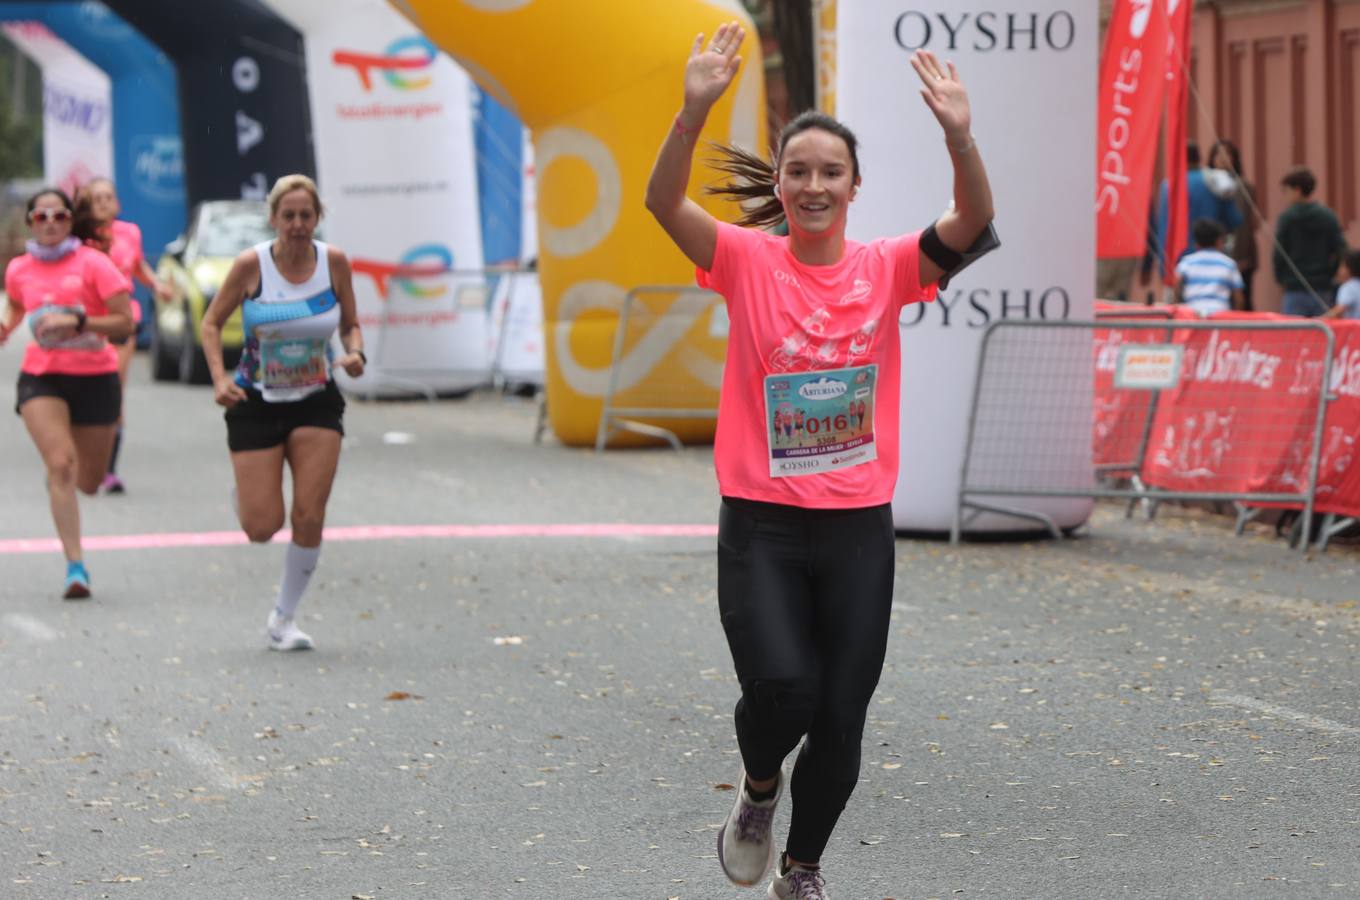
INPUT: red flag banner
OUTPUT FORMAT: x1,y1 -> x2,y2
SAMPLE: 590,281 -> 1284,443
1161,0 -> 1194,282
1096,0 -> 1167,259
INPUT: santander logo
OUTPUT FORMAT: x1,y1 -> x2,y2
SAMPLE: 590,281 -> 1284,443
332,36 -> 438,92
351,244 -> 454,300
1128,0 -> 1153,39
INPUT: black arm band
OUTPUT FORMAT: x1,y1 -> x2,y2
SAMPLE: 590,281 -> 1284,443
921,220 -> 1002,289
920,222 -> 964,272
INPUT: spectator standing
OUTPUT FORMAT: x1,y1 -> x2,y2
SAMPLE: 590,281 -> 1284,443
1152,142 -> 1243,269
1274,166 -> 1347,317
1206,139 -> 1259,310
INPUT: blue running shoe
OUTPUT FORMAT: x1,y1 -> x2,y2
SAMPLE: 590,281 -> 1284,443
63,561 -> 91,600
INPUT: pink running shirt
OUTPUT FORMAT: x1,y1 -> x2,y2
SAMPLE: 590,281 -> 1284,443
106,219 -> 142,322
5,244 -> 128,376
697,221 -> 937,509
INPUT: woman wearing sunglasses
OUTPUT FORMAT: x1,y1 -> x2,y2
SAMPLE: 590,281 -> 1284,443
1,188 -> 134,598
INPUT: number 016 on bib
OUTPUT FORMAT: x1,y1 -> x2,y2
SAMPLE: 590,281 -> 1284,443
764,364 -> 878,478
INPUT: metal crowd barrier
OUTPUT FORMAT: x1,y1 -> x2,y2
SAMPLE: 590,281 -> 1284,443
953,319 -> 1336,553
594,285 -> 724,452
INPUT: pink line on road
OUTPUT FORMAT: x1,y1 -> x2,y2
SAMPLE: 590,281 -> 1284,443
0,523 -> 718,556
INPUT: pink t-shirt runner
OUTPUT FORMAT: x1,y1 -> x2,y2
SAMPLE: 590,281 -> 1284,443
107,219 -> 143,323
5,244 -> 128,376
697,221 -> 937,509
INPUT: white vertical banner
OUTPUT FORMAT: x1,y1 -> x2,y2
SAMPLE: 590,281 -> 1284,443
837,5 -> 1097,532
3,22 -> 113,198
266,0 -> 484,396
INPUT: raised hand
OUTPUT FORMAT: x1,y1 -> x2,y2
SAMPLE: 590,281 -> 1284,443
911,50 -> 972,146
683,21 -> 745,116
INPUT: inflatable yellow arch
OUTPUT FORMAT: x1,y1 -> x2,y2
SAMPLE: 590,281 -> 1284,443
391,0 -> 766,446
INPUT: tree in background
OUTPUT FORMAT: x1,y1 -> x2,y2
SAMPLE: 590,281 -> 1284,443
0,32 -> 43,182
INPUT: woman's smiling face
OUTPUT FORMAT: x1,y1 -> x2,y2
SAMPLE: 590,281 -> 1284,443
776,128 -> 859,236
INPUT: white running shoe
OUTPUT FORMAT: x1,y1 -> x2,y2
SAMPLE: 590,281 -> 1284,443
768,853 -> 828,900
266,609 -> 314,651
718,767 -> 782,886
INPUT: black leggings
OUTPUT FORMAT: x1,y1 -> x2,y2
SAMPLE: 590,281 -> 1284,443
717,496 -> 896,863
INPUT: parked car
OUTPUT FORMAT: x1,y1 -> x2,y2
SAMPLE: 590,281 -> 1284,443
151,200 -> 274,383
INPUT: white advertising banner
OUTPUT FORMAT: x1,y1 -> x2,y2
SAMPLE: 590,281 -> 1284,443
265,0 -> 485,396
837,3 -> 1097,532
3,22 -> 113,199
489,270 -> 545,388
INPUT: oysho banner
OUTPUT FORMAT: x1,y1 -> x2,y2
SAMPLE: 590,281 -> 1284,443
2,22 -> 112,199
836,3 -> 1097,532
270,0 -> 484,396
1095,0 -> 1167,259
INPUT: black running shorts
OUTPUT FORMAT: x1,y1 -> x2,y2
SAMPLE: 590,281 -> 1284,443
14,371 -> 122,426
224,381 -> 346,452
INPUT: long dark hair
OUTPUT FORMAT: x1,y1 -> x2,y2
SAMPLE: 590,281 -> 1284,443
72,183 -> 111,251
1207,138 -> 1243,178
705,110 -> 862,229
26,186 -> 104,246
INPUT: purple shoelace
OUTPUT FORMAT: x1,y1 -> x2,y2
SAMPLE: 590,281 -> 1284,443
735,795 -> 776,841
785,865 -> 827,899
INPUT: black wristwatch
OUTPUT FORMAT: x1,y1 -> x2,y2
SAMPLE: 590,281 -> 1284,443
73,309 -> 87,333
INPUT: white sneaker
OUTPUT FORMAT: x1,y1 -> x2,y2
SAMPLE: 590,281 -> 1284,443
266,609 -> 314,651
768,854 -> 828,900
718,767 -> 782,886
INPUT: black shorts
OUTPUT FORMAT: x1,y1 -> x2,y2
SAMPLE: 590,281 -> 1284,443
225,381 -> 346,452
15,372 -> 122,426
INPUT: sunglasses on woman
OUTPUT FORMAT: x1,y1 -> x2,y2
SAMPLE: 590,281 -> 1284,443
28,208 -> 72,223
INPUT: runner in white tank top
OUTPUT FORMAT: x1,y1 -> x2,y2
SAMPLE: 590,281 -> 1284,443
200,175 -> 367,652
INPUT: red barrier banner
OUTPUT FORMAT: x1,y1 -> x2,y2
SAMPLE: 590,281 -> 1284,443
1094,311 -> 1176,472
1161,0 -> 1193,281
1140,321 -> 1324,499
1096,0 -> 1167,259
1315,322 -> 1360,517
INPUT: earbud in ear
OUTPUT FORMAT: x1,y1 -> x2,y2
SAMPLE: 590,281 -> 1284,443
773,183 -> 782,199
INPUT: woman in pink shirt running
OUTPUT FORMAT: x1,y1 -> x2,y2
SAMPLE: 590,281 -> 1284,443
645,21 -> 993,900
77,177 -> 174,494
1,188 -> 134,598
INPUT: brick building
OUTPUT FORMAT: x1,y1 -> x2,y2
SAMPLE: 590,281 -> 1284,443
1102,0 -> 1360,310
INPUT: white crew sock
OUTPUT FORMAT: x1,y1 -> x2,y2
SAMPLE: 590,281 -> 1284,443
275,542 -> 321,620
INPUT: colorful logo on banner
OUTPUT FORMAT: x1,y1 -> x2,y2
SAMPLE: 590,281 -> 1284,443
332,36 -> 438,92
351,244 -> 454,300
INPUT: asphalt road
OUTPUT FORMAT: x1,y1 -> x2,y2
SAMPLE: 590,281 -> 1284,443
2,340 -> 1359,899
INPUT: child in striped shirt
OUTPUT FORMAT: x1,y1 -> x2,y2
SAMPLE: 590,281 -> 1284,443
1174,219 -> 1245,317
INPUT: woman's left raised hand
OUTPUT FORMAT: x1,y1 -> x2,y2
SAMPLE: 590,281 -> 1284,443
911,50 -> 971,145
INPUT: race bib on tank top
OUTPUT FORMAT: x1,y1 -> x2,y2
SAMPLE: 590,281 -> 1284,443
237,240 -> 341,403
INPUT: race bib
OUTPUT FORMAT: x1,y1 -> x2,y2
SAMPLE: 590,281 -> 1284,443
30,304 -> 106,351
764,364 -> 877,478
260,338 -> 328,393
